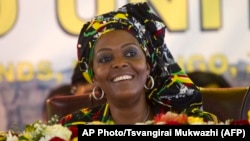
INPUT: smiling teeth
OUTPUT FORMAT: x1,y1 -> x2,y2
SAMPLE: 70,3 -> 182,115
113,75 -> 132,82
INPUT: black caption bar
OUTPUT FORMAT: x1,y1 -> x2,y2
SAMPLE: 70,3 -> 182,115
78,125 -> 250,139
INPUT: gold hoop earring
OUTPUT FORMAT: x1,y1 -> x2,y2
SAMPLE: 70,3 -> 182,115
144,75 -> 154,90
92,86 -> 104,100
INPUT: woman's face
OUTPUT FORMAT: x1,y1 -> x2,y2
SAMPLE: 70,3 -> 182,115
92,30 -> 150,102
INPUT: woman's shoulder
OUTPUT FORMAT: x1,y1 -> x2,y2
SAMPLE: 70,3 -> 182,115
59,104 -> 107,126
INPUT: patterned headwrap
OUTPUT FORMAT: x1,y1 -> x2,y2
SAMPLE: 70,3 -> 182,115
76,2 -> 202,112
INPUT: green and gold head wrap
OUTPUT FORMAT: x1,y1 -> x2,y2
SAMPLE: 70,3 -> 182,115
76,2 -> 202,112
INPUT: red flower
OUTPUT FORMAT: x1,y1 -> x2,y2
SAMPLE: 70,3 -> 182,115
230,120 -> 249,125
68,126 -> 78,139
154,111 -> 188,125
50,137 -> 65,141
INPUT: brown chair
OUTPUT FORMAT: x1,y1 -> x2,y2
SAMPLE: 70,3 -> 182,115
46,86 -> 250,122
199,86 -> 250,121
46,94 -> 106,120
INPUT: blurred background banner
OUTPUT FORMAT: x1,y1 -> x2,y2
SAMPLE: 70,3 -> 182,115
0,0 -> 249,130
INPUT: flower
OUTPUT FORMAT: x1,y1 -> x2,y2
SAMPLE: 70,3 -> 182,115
0,110 -> 249,141
38,124 -> 71,141
153,111 -> 232,125
152,109 -> 250,125
0,115 -> 76,141
153,111 -> 188,125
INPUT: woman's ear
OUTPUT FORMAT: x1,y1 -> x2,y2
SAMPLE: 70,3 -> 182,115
92,77 -> 99,87
92,78 -> 96,85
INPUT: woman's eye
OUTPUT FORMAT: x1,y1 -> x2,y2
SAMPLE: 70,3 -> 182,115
125,50 -> 137,57
98,56 -> 112,63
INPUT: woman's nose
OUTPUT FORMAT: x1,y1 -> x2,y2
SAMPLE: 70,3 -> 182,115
112,57 -> 128,69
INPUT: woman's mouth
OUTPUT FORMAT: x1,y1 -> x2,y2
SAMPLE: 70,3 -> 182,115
112,75 -> 133,82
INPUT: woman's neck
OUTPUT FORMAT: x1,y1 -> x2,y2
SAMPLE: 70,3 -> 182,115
109,102 -> 151,124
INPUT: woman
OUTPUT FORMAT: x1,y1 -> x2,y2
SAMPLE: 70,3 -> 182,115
60,2 -> 216,125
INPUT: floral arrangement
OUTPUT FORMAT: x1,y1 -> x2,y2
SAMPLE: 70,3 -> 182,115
1,110 -> 249,141
0,115 -> 78,141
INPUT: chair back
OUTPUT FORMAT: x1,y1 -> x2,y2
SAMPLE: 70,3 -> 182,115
200,86 -> 250,121
46,94 -> 106,120
46,86 -> 250,122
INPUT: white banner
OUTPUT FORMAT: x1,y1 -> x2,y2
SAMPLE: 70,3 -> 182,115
0,0 -> 249,131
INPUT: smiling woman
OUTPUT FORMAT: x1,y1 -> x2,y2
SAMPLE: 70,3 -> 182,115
93,30 -> 149,104
59,2 -> 217,126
